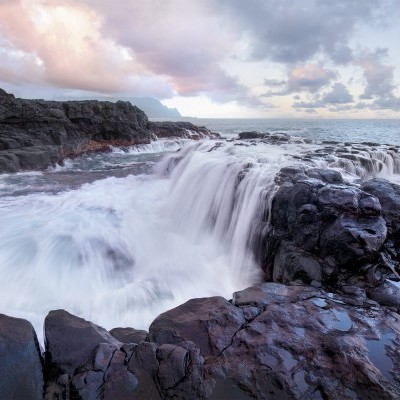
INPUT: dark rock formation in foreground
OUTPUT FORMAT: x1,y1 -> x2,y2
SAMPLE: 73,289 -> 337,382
0,314 -> 43,400
1,282 -> 399,399
0,88 -> 216,173
256,167 -> 400,309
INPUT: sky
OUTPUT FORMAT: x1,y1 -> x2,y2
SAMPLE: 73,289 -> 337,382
1,0 -> 400,118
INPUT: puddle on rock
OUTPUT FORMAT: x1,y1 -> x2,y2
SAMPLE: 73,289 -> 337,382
332,309 -> 352,332
365,332 -> 395,385
312,298 -> 328,308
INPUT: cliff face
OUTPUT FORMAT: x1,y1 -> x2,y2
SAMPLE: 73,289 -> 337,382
0,89 -> 215,173
0,89 -> 151,172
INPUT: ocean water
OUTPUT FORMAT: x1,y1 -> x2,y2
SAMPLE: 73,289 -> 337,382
190,118 -> 400,144
0,118 -> 399,342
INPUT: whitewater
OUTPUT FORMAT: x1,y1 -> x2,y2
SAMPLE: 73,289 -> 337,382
1,121 -> 400,344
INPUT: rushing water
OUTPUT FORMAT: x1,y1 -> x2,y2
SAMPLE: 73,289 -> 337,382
1,119 -> 400,343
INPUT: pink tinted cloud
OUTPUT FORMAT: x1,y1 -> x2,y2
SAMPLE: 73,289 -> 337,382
0,0 -> 254,103
0,0 -> 176,96
81,0 -> 251,98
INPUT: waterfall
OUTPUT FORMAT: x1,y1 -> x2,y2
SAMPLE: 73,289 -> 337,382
1,136 -> 400,343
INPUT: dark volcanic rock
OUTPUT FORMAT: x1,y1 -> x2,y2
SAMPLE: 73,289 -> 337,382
0,314 -> 43,400
149,296 -> 246,357
0,89 -> 215,173
148,121 -> 219,140
238,131 -> 290,142
110,327 -> 148,343
44,310 -> 142,400
362,178 -> 400,238
44,309 -> 122,377
0,91 -> 150,173
148,283 -> 400,399
260,167 -> 392,290
4,280 -> 398,400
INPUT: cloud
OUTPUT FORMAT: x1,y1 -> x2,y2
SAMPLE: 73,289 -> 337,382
358,49 -> 396,99
0,0 -> 399,116
0,0 -> 260,106
355,48 -> 400,111
0,0 -> 163,94
293,82 -> 353,109
287,64 -> 336,93
264,78 -> 286,87
264,63 -> 336,96
215,0 -> 387,64
76,0 -> 257,103
323,83 -> 353,104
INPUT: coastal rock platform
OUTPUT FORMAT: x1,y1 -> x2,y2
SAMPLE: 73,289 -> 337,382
1,281 -> 399,399
0,88 -> 216,173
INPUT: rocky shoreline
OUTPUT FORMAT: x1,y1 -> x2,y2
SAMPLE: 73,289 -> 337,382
0,88 -> 216,173
1,280 -> 399,399
1,163 -> 400,399
1,89 -> 400,399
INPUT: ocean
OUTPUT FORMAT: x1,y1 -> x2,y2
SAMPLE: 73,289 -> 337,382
0,118 -> 399,342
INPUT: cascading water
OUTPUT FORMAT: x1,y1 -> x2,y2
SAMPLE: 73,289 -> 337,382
1,136 -> 400,343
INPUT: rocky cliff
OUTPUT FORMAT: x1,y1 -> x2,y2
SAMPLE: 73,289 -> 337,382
0,89 -> 215,173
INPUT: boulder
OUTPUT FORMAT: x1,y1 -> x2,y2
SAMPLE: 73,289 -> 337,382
149,296 -> 246,357
44,310 -> 143,400
110,327 -> 148,344
261,167 -> 390,289
0,314 -> 43,400
362,178 -> 400,238
148,283 -> 400,399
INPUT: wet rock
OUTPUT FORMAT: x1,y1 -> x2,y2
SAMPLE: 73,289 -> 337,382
238,131 -> 290,143
238,131 -> 268,139
44,310 -> 122,377
148,121 -> 219,140
262,167 -> 389,289
273,241 -> 322,283
149,296 -> 246,357
3,280 -> 398,400
362,178 -> 400,238
367,281 -> 400,309
44,310 -> 143,399
110,327 -> 148,344
147,282 -> 400,399
0,314 -> 43,400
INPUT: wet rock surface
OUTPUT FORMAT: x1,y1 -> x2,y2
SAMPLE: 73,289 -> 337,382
259,167 -> 400,300
0,89 -> 215,173
148,121 -> 218,140
238,131 -> 400,180
0,314 -> 44,400
3,282 -> 399,399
